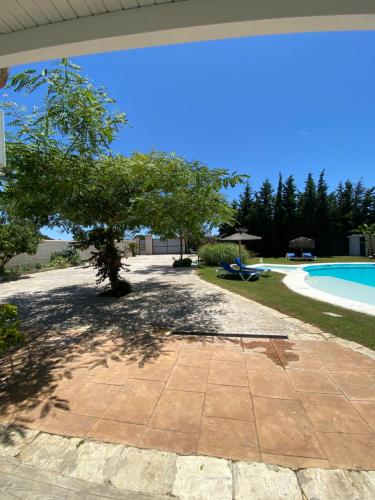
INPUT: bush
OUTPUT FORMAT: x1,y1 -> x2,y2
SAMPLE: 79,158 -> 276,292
0,304 -> 24,354
49,255 -> 69,268
128,242 -> 138,257
198,243 -> 250,266
49,246 -> 82,267
173,257 -> 192,268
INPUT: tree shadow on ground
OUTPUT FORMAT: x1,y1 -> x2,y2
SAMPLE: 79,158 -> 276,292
0,275 -> 222,442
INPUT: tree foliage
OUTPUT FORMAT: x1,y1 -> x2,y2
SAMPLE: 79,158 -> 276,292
0,211 -> 41,273
220,171 -> 375,256
1,60 -> 244,293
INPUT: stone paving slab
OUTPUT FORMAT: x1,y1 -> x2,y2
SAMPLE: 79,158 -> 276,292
233,461 -> 303,500
296,468 -> 375,500
1,430 -> 375,499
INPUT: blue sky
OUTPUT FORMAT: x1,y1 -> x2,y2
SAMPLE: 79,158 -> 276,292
3,31 -> 375,239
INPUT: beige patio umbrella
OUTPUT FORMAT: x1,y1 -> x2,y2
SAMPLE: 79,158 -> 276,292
221,231 -> 262,260
289,236 -> 315,256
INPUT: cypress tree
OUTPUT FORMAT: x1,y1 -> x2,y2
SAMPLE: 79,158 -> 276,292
252,179 -> 274,255
299,173 -> 317,238
237,183 -> 253,231
273,173 -> 286,254
282,175 -> 298,243
316,170 -> 330,253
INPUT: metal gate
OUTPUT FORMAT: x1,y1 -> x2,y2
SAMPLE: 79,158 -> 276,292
138,239 -> 146,255
152,238 -> 183,255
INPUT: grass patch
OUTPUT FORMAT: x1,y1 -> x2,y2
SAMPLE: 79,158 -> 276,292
198,265 -> 375,351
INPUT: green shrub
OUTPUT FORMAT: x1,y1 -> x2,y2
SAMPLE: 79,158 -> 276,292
128,242 -> 138,257
173,257 -> 192,268
0,304 -> 24,354
198,243 -> 250,266
49,246 -> 82,267
49,255 -> 69,268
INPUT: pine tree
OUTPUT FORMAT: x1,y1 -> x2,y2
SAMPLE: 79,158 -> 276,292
298,173 -> 317,237
218,200 -> 238,236
273,173 -> 286,254
252,179 -> 274,255
316,170 -> 330,254
237,183 -> 253,231
282,175 -> 297,243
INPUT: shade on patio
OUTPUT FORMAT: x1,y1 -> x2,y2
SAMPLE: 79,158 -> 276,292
289,236 -> 315,254
221,231 -> 262,260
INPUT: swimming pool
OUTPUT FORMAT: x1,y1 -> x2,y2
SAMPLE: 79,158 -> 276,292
283,262 -> 375,314
304,264 -> 375,288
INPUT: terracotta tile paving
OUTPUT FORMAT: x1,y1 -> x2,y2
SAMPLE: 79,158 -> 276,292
204,384 -> 254,421
352,401 -> 375,431
248,371 -> 298,400
286,370 -> 340,394
103,379 -> 164,424
316,432 -> 375,470
2,336 -> 375,470
198,416 -> 260,461
298,393 -> 372,434
208,360 -> 248,387
140,428 -> 199,454
88,418 -> 144,446
29,410 -> 97,437
149,389 -> 205,434
329,371 -> 375,400
253,397 -> 325,459
166,365 -> 208,392
68,382 -> 122,417
176,350 -> 210,368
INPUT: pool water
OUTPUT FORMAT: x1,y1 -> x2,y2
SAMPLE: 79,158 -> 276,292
304,264 -> 375,306
304,264 -> 375,288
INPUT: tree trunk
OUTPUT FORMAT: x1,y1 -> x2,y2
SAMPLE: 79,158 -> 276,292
105,238 -> 123,291
179,233 -> 183,260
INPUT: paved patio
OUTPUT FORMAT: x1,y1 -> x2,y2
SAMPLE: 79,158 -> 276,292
0,255 -> 374,473
1,335 -> 375,470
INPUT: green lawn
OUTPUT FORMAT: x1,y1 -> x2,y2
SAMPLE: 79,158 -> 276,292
198,265 -> 375,351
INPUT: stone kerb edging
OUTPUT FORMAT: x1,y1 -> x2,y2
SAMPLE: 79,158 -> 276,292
1,428 -> 375,499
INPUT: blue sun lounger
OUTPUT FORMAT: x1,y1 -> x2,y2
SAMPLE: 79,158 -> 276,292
302,252 -> 317,260
286,252 -> 297,260
218,261 -> 260,281
234,258 -> 271,276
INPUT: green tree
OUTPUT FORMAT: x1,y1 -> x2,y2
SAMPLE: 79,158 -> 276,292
1,59 -> 129,294
0,213 -> 41,273
219,199 -> 238,237
298,173 -> 317,238
315,170 -> 331,253
139,153 -> 244,260
252,179 -> 274,255
273,173 -> 285,254
282,175 -> 297,243
237,183 -> 253,231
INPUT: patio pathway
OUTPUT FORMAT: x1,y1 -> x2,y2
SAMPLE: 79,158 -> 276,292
0,254 -> 326,337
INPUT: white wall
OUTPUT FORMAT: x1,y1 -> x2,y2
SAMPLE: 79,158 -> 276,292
5,240 -> 131,268
5,237 -> 187,268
